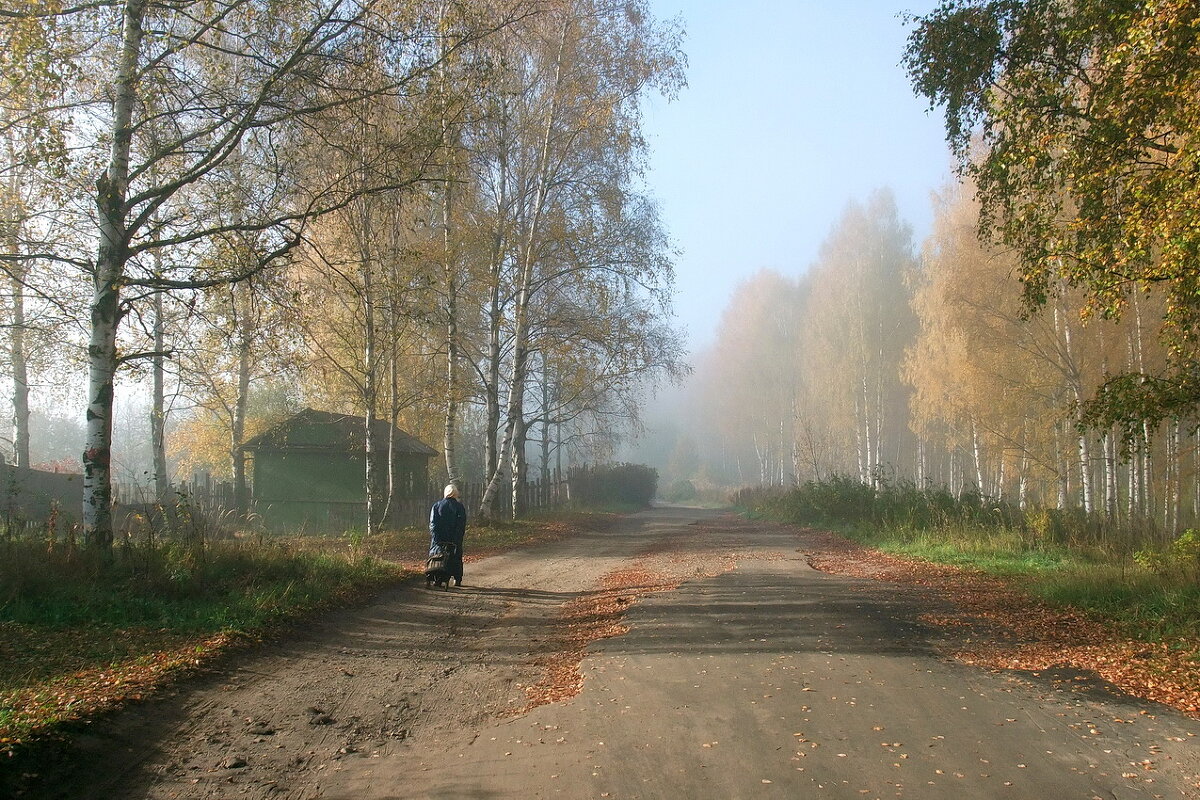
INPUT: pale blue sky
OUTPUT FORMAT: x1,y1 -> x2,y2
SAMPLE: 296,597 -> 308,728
643,1 -> 950,350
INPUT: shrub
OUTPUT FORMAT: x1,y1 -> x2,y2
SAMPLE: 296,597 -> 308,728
1134,529 -> 1200,580
664,480 -> 696,502
570,463 -> 658,509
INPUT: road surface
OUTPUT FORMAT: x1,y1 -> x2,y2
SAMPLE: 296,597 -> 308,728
14,507 -> 1200,799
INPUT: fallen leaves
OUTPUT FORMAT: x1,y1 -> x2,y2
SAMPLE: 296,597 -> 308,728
1,630 -> 236,755
519,526 -> 740,711
800,527 -> 1200,718
519,564 -> 678,710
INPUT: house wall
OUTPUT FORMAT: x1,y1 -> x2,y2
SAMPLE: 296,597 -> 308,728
255,451 -> 362,503
251,450 -> 432,532
0,463 -> 83,526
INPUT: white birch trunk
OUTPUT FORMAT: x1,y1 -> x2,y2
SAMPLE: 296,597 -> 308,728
438,11 -> 460,487
377,345 -> 397,523
362,214 -> 378,536
1055,422 -> 1068,510
3,134 -> 29,469
479,17 -> 568,519
85,0 -> 146,547
9,255 -> 29,469
1103,429 -> 1118,520
971,422 -> 984,495
1018,450 -> 1029,510
1193,435 -> 1199,523
854,386 -> 866,484
511,414 -> 527,518
1128,428 -> 1139,521
1169,421 -> 1181,534
481,112 -> 510,489
1142,420 -> 1153,518
1078,432 -> 1093,514
151,287 -> 169,501
916,437 -> 926,487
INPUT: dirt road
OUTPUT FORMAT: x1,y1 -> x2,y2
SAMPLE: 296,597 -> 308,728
12,507 -> 1200,799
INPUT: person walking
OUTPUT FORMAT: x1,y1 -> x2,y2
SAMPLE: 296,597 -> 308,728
429,484 -> 467,586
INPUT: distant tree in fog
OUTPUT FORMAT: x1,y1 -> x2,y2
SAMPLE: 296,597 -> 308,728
803,190 -> 918,487
702,269 -> 804,486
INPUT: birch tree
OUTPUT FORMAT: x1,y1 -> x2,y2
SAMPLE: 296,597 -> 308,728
470,0 -> 684,518
907,0 -> 1200,428
0,0 -> 508,547
804,190 -> 918,487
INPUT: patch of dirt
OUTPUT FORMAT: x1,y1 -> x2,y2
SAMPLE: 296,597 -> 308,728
519,518 -> 780,710
0,513 -> 656,799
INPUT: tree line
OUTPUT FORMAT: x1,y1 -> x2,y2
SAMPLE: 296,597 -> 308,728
0,0 -> 687,546
673,0 -> 1200,542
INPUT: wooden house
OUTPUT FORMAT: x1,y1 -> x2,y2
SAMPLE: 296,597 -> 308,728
242,408 -> 437,531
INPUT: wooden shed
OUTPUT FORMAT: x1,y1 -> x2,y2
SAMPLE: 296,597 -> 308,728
242,408 -> 437,531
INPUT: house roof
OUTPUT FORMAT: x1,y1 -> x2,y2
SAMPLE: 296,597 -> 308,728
241,408 -> 438,457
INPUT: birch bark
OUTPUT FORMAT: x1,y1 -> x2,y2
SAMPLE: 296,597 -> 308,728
84,0 -> 146,547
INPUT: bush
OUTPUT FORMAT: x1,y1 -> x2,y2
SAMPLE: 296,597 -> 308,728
735,475 -> 1008,531
1135,529 -> 1200,580
570,463 -> 658,509
663,480 -> 696,502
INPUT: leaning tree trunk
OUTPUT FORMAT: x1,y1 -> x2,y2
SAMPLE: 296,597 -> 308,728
438,18 -> 461,487
442,224 -> 459,485
479,282 -> 530,518
483,281 -> 502,484
362,211 -> 379,537
481,143 -> 510,495
377,345 -> 398,523
84,0 -> 146,548
510,414 -> 527,519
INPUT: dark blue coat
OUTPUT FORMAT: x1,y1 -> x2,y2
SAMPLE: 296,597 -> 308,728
429,496 -> 467,550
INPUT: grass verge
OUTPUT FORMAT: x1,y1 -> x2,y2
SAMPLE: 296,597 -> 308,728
834,523 -> 1200,646
0,513 -> 583,754
736,480 -> 1200,650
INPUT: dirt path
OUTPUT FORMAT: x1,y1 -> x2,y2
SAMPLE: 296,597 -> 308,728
10,508 -> 1200,799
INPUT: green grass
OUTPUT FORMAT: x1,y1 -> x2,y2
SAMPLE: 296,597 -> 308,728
0,512 -> 586,750
838,523 -> 1081,576
830,520 -> 1200,644
0,538 -> 403,697
1034,565 -> 1200,643
0,532 -> 405,749
835,521 -> 1194,633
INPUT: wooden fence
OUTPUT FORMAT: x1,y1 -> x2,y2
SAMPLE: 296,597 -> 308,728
1,463 -> 588,536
